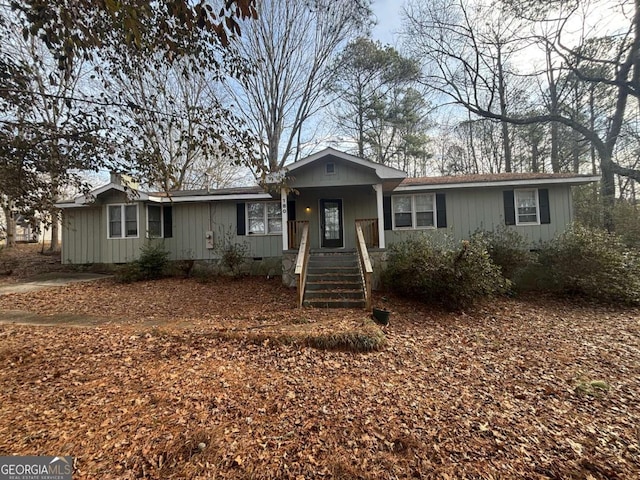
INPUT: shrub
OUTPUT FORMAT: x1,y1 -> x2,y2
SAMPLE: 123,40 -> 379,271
215,227 -> 249,277
534,224 -> 640,305
573,185 -> 640,249
115,242 -> 170,283
165,259 -> 195,277
136,241 -> 170,279
471,226 -> 534,281
612,201 -> 640,250
382,235 -> 508,310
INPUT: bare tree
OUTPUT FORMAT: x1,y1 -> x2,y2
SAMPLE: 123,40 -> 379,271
404,0 -> 527,172
403,0 -> 640,227
228,0 -> 372,174
108,56 -> 252,192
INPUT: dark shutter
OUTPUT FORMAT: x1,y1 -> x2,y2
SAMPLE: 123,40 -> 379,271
163,206 -> 173,238
504,190 -> 516,225
436,193 -> 447,228
383,196 -> 392,231
539,188 -> 551,224
287,200 -> 296,222
236,203 -> 246,235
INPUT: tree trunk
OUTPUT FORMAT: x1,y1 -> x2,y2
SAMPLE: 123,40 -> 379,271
600,156 -> 616,232
497,48 -> 512,172
48,208 -> 60,251
546,46 -> 560,173
572,132 -> 581,173
531,141 -> 539,173
357,91 -> 365,157
3,205 -> 16,248
467,116 -> 479,173
589,85 -> 598,175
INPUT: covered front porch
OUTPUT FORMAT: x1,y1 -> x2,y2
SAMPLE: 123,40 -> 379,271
272,148 -> 407,308
280,186 -> 386,309
283,185 -> 385,251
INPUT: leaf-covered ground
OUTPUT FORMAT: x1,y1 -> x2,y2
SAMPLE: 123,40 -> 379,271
0,273 -> 639,479
0,243 -> 70,282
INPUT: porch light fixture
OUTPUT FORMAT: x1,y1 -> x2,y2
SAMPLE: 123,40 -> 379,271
305,206 -> 311,213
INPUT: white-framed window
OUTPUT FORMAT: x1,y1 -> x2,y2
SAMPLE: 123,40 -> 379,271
515,189 -> 539,225
146,204 -> 173,238
247,201 -> 282,235
392,194 -> 436,229
108,204 -> 138,239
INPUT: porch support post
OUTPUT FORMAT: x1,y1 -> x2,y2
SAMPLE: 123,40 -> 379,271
281,188 -> 289,251
373,183 -> 385,248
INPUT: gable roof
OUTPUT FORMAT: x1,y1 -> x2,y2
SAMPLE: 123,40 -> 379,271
396,172 -> 600,191
283,147 -> 407,180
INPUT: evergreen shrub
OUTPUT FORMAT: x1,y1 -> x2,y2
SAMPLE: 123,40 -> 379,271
534,224 -> 640,305
115,241 -> 170,283
471,225 -> 534,282
382,235 -> 508,310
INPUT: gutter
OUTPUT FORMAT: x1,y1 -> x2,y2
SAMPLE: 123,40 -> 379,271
395,176 -> 601,192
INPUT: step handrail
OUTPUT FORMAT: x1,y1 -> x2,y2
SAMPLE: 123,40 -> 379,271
294,222 -> 311,307
355,223 -> 373,309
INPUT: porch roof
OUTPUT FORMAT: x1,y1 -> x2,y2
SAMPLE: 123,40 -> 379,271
285,147 -> 406,179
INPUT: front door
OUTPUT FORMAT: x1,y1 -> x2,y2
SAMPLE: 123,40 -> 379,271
320,199 -> 343,248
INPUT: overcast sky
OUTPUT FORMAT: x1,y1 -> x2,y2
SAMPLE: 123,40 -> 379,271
371,0 -> 403,45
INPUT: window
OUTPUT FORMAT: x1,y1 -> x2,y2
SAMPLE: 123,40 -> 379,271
148,205 -> 162,237
392,194 -> 435,229
247,202 -> 282,235
147,204 -> 173,238
325,162 -> 336,174
108,204 -> 138,238
515,189 -> 539,225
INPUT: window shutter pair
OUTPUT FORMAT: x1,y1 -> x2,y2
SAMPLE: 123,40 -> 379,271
503,189 -> 550,225
383,194 -> 447,230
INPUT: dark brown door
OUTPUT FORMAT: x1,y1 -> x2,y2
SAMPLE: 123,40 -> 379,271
320,199 -> 343,248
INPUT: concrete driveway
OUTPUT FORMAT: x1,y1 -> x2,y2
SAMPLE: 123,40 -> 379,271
0,272 -> 111,295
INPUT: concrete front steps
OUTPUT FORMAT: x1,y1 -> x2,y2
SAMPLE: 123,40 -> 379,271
303,250 -> 366,308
